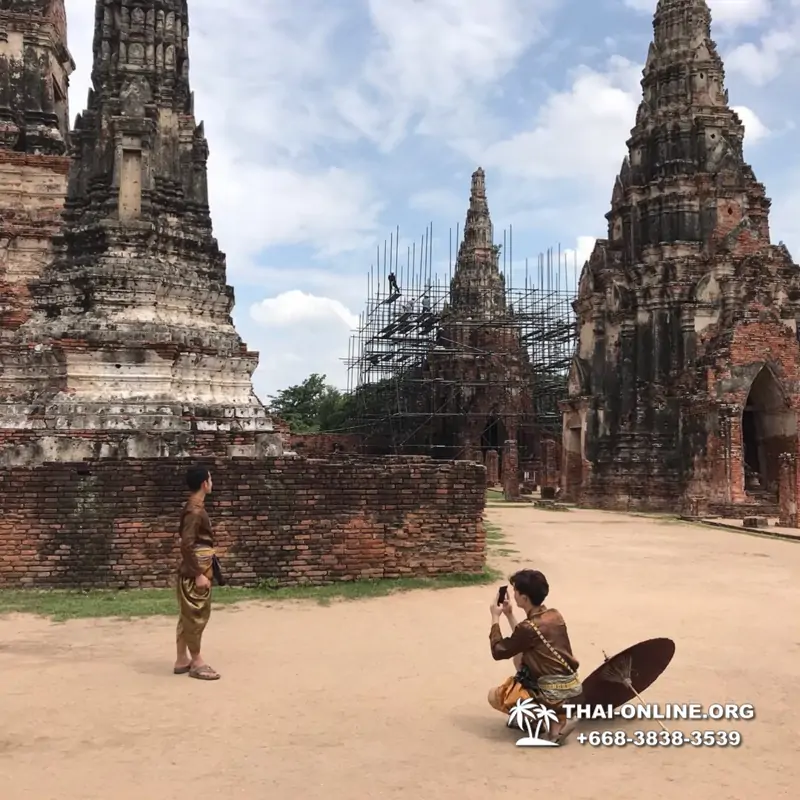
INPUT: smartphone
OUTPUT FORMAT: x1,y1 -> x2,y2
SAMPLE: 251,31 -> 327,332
497,585 -> 508,605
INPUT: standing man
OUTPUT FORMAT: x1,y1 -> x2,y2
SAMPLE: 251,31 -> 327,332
174,464 -> 220,680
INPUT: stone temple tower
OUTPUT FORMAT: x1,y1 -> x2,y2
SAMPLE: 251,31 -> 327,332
0,0 -> 281,464
561,0 -> 800,516
421,168 -> 536,493
447,167 -> 507,317
0,0 -> 74,338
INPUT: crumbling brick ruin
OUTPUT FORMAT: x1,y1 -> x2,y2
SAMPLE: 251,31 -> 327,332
0,0 -> 488,589
0,0 -> 282,466
562,0 -> 800,518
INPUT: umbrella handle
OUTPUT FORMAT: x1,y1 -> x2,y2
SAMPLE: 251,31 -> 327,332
625,679 -> 669,733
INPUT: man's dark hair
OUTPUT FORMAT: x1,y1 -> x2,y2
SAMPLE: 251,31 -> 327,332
509,569 -> 549,605
186,464 -> 210,492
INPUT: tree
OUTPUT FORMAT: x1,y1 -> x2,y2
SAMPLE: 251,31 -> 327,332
266,373 -> 353,433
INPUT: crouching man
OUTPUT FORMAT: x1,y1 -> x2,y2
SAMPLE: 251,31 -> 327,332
487,569 -> 583,744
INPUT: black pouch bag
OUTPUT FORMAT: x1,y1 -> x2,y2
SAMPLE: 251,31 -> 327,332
211,554 -> 227,586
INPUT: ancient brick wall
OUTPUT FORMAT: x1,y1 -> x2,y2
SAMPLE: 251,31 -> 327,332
288,432 -> 362,457
0,455 -> 487,588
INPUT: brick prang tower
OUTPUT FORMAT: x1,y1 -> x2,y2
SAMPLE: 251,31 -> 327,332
561,0 -> 800,516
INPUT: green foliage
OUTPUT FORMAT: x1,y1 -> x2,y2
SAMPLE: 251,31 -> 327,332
266,373 -> 356,433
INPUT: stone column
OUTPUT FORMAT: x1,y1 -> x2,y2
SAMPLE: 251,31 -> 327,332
502,439 -> 520,500
716,404 -> 738,506
542,438 -> 559,489
778,453 -> 797,528
485,449 -> 499,485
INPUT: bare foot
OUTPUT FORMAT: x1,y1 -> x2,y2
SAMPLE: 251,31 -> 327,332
548,718 -> 577,744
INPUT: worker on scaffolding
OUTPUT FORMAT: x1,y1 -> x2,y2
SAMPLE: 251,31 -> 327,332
388,271 -> 400,298
422,289 -> 431,313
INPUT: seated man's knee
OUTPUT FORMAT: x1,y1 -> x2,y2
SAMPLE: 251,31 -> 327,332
488,688 -> 503,711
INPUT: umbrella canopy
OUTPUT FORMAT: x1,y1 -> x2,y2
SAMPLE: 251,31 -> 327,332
580,637 -> 676,711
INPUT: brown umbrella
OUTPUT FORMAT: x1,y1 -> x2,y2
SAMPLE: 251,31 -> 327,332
580,637 -> 676,727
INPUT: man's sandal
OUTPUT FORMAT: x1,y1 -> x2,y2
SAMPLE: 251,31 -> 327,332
189,664 -> 220,680
173,665 -> 191,674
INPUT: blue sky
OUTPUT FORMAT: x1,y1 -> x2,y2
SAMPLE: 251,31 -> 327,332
64,0 -> 800,400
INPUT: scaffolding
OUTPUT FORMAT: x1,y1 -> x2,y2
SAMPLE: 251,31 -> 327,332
343,222 -> 579,457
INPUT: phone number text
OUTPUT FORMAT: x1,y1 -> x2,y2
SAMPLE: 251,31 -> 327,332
577,730 -> 742,747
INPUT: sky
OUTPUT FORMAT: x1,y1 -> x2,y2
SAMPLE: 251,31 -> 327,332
63,0 -> 800,402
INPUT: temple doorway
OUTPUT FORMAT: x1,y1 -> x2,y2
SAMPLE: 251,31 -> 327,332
741,367 -> 796,494
481,415 -> 506,479
565,425 -> 582,492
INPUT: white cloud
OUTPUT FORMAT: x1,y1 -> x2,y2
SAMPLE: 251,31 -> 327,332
482,56 -> 640,184
408,188 -> 465,219
208,158 -> 383,264
337,0 -> 556,148
732,105 -> 770,143
248,291 -> 359,393
766,168 -> 800,261
725,27 -> 799,85
563,236 -> 597,274
250,290 -> 359,330
624,0 -> 772,27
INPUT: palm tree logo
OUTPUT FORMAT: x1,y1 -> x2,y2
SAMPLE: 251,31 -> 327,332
507,699 -> 560,746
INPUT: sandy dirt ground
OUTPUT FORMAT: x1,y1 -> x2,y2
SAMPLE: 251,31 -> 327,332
2,506 -> 798,799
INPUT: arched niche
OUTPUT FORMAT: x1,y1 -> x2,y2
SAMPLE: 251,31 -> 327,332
567,357 -> 590,397
481,414 -> 507,453
741,366 -> 797,493
608,282 -> 625,314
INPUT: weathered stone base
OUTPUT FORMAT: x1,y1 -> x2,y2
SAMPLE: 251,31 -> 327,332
577,485 -> 781,517
706,502 -> 780,520
0,427 -> 283,466
0,455 -> 487,589
573,466 -> 680,512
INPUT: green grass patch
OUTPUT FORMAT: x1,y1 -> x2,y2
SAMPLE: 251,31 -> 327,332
485,489 -> 531,507
0,568 -> 500,622
485,521 -> 505,542
484,519 -> 523,564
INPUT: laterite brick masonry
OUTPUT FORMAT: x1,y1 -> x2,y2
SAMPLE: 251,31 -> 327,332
0,455 -> 487,589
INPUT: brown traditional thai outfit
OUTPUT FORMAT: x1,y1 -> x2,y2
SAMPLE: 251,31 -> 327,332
176,496 -> 215,654
488,606 -> 583,720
